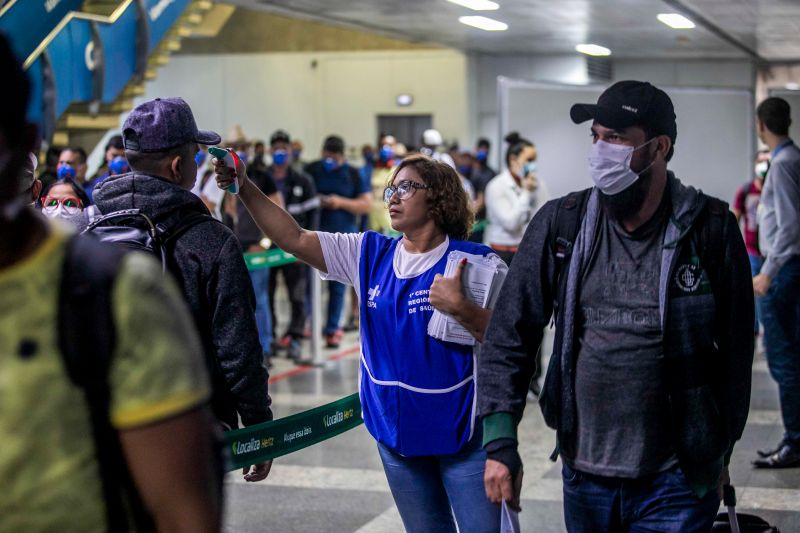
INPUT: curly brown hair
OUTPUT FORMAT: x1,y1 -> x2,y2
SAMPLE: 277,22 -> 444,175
389,154 -> 474,240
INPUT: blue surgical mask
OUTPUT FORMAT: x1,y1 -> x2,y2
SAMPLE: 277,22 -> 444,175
108,156 -> 129,175
476,149 -> 488,162
323,157 -> 340,172
57,165 -> 76,180
195,151 -> 207,167
523,162 -> 537,176
272,150 -> 288,166
292,149 -> 302,160
379,145 -> 394,162
236,151 -> 248,164
458,164 -> 472,177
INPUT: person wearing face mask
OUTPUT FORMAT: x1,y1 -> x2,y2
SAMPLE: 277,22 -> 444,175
231,133 -> 283,368
468,138 -> 497,244
40,179 -> 91,230
250,141 -> 268,174
213,153 -> 508,533
0,36 -> 223,532
479,81 -> 754,532
84,135 -> 125,203
752,97 -> 800,469
57,146 -> 88,187
367,133 -> 398,234
483,132 -> 550,266
92,97 -> 275,484
305,134 -> 372,347
732,150 -> 769,341
291,139 -> 305,174
264,129 -> 318,362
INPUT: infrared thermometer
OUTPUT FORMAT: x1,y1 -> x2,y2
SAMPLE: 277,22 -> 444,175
208,146 -> 242,194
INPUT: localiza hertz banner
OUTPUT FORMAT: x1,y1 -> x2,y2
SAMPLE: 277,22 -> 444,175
224,393 -> 362,470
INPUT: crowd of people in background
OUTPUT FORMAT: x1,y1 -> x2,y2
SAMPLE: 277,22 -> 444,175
36,118 -> 556,369
7,19 -> 800,529
23,96 -> 786,430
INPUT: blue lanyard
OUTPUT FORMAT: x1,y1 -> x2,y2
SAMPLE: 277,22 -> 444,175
772,139 -> 794,159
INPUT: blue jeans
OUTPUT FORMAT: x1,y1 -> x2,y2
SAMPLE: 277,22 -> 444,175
760,256 -> 800,445
324,280 -> 345,335
377,432 -> 500,533
749,254 -> 764,334
249,267 -> 272,355
562,462 -> 719,533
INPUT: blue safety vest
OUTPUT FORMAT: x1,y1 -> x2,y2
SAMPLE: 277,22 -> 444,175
357,231 -> 494,456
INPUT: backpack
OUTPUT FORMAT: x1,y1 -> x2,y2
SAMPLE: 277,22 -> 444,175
82,208 -> 214,274
58,235 -> 155,532
58,234 -> 225,531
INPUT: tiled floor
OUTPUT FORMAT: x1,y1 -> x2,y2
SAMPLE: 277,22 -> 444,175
223,326 -> 800,532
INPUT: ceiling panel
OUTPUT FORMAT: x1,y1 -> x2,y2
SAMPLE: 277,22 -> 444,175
224,0 -> 800,62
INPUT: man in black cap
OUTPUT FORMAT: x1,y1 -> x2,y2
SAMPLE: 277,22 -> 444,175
93,97 -> 274,482
478,81 -> 754,531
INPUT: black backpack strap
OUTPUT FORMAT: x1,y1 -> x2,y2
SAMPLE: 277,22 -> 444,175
699,195 -> 727,279
550,188 -> 592,296
58,235 -> 155,532
157,210 -> 217,246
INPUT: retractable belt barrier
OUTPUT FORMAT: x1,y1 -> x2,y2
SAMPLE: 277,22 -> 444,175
224,393 -> 363,470
244,248 -> 298,271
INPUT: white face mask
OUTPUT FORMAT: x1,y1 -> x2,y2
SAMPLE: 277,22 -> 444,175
755,161 -> 769,178
588,138 -> 657,195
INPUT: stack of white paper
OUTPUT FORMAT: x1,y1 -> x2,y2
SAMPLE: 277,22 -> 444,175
427,250 -> 508,346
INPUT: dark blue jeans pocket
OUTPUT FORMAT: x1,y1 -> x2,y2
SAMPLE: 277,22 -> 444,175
562,462 -> 582,485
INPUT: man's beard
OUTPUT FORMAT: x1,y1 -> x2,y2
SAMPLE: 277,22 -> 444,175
599,168 -> 653,222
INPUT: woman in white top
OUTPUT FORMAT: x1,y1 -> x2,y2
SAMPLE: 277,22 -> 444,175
484,131 -> 549,265
214,154 -> 507,532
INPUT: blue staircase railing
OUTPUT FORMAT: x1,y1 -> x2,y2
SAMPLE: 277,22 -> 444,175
0,0 -> 193,141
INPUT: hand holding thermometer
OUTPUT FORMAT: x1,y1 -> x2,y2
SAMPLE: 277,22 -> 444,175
208,146 -> 242,194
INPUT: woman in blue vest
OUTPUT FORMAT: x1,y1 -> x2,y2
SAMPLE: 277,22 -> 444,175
215,153 -> 506,532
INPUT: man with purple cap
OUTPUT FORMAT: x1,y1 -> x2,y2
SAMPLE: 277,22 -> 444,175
478,81 -> 754,531
93,97 -> 274,482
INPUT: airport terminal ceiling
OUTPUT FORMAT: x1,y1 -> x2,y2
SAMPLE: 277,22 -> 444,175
225,0 -> 800,62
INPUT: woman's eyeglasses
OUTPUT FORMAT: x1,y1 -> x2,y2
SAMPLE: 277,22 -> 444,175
41,196 -> 83,216
383,180 -> 432,205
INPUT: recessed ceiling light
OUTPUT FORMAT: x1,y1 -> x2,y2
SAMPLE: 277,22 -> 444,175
458,15 -> 508,31
786,82 -> 800,91
657,13 -> 695,29
447,0 -> 499,10
576,44 -> 611,57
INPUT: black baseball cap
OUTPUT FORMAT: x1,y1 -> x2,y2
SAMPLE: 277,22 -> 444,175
270,129 -> 291,146
570,81 -> 677,144
122,97 -> 221,152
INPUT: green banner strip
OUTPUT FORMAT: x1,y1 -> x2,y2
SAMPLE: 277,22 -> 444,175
244,248 -> 298,271
224,393 -> 363,470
